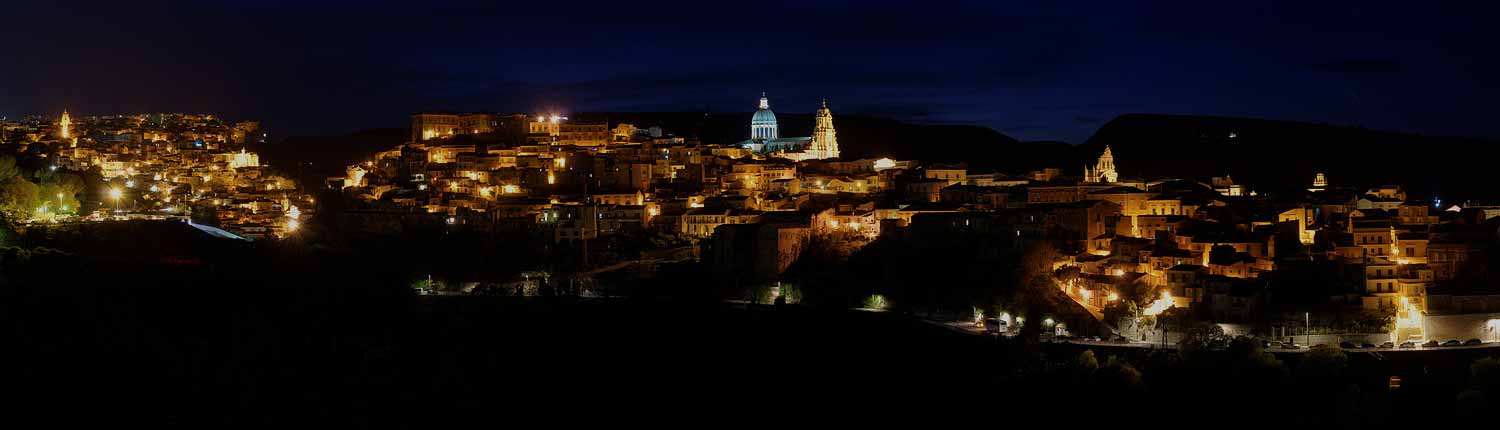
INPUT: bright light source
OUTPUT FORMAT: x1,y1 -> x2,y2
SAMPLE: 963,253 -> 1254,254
108,188 -> 122,200
1142,291 -> 1174,316
873,158 -> 896,170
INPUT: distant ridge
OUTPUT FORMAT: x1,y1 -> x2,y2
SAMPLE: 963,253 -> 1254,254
1077,113 -> 1499,201
263,128 -> 406,187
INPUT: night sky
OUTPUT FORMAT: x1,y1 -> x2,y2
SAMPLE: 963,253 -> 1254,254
5,0 -> 1497,143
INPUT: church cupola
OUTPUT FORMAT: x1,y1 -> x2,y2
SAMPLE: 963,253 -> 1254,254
750,92 -> 779,142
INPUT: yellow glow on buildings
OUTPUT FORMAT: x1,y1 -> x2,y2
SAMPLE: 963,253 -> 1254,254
1392,296 -> 1425,341
502,184 -> 520,194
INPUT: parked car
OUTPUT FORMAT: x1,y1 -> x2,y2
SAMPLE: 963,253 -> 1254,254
1362,342 -> 1377,348
1399,341 -> 1416,349
1441,339 -> 1462,347
1379,342 -> 1395,348
1280,342 -> 1302,350
1422,340 -> 1441,348
1464,339 -> 1483,346
1261,340 -> 1274,349
1339,341 -> 1358,349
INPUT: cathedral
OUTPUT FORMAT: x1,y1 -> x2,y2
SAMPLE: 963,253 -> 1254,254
739,94 -> 839,161
1084,145 -> 1118,183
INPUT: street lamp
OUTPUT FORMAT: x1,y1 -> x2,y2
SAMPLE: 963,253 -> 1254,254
109,187 -> 123,212
1305,312 -> 1311,347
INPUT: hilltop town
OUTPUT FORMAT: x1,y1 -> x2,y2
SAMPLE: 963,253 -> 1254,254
1,111 -> 311,239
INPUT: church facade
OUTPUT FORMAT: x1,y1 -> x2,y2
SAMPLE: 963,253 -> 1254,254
739,94 -> 839,161
1084,145 -> 1118,183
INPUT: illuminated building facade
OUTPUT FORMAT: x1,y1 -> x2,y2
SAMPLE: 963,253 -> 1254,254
739,94 -> 840,161
59,110 -> 71,139
1084,145 -> 1118,183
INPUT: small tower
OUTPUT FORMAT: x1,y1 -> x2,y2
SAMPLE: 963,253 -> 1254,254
60,110 -> 72,140
809,98 -> 839,160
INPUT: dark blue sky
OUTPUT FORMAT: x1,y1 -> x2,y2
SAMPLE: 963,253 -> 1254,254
4,0 -> 1497,143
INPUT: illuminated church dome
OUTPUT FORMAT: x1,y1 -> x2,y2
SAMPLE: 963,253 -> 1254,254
750,93 -> 778,141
